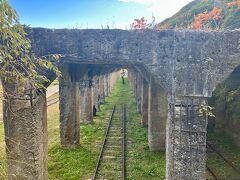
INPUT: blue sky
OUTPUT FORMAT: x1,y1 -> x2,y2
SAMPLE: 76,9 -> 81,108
9,0 -> 193,29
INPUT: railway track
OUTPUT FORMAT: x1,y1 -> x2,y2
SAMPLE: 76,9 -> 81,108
206,142 -> 240,180
47,97 -> 59,107
92,104 -> 127,180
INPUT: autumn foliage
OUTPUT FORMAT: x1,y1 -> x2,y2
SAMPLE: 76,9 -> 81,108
192,7 -> 222,29
131,17 -> 147,29
227,0 -> 240,10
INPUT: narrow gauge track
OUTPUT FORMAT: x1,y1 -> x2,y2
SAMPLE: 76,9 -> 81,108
206,165 -> 219,180
92,104 -> 127,180
47,97 -> 59,107
206,142 -> 240,180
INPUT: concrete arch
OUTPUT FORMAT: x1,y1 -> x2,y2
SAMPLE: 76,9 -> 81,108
2,28 -> 240,179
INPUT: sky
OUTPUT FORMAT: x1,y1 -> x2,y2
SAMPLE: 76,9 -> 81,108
9,0 -> 193,29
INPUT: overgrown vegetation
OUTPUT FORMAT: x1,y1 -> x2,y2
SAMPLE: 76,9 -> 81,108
156,0 -> 240,30
0,0 -> 60,93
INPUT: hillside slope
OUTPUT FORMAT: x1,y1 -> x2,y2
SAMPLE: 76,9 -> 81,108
156,0 -> 240,30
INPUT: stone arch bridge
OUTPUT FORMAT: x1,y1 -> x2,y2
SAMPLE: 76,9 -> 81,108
2,28 -> 240,179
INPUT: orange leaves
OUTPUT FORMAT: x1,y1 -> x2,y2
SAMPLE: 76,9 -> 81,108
191,7 -> 222,29
209,7 -> 222,20
227,0 -> 240,10
131,17 -> 147,29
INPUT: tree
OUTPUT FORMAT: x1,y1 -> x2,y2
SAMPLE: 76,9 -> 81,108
191,7 -> 222,30
0,0 -> 60,92
131,17 -> 147,29
227,0 -> 240,10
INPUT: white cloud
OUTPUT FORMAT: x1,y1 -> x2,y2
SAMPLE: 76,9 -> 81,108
118,0 -> 194,22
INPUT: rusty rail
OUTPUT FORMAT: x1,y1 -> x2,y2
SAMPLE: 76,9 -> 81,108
207,142 -> 240,175
47,97 -> 59,107
92,104 -> 116,180
206,165 -> 219,180
122,104 -> 127,180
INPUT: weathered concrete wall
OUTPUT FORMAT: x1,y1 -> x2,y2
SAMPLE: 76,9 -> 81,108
2,82 -> 48,179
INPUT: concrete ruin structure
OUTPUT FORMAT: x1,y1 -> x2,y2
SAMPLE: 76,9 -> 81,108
1,28 -> 240,179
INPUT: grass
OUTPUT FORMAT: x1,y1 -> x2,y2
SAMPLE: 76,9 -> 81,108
207,131 -> 240,179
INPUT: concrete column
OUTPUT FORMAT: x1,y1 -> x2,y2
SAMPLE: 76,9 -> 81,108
2,82 -> 48,179
91,76 -> 98,107
133,73 -> 137,100
104,74 -> 109,97
148,77 -> 168,151
60,80 -> 80,148
59,65 -> 80,148
99,75 -> 105,104
107,74 -> 111,94
166,95 -> 208,180
79,78 -> 93,124
136,74 -> 142,113
141,80 -> 149,127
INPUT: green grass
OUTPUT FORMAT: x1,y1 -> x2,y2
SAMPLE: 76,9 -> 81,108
207,131 -> 240,179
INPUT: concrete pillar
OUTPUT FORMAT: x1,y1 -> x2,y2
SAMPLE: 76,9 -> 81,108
104,74 -> 109,97
60,81 -> 80,148
2,82 -> 48,179
91,76 -> 97,107
148,77 -> 168,151
59,65 -> 80,148
166,95 -> 208,180
136,74 -> 142,113
107,74 -> 111,95
79,77 -> 93,124
99,75 -> 105,104
141,80 -> 149,127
